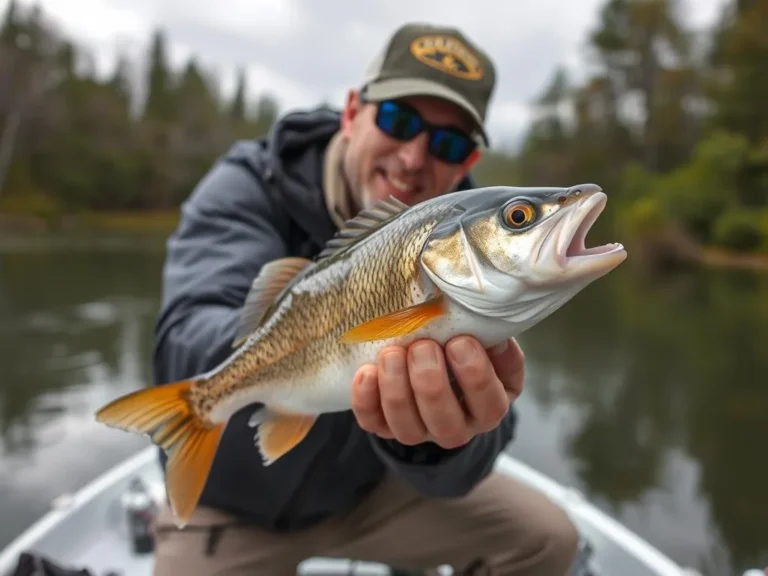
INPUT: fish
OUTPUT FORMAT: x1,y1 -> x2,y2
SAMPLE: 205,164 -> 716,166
94,183 -> 626,526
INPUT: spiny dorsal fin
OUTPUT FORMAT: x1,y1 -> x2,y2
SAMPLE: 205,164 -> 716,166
316,195 -> 410,262
232,257 -> 313,348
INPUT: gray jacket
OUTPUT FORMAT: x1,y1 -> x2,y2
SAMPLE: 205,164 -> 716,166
151,106 -> 518,532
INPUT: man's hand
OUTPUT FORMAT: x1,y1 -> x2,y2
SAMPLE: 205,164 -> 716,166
351,335 -> 525,449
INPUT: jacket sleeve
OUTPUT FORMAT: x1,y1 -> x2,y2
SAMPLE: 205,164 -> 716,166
367,407 -> 517,498
152,156 -> 289,385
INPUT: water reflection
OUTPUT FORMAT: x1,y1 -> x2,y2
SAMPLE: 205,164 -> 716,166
0,240 -> 165,548
0,235 -> 766,576
512,265 -> 768,575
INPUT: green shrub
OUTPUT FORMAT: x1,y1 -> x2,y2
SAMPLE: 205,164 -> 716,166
712,209 -> 764,252
621,196 -> 668,239
759,210 -> 768,254
621,131 -> 751,244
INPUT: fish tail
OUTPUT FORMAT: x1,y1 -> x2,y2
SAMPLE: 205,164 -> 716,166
94,380 -> 224,528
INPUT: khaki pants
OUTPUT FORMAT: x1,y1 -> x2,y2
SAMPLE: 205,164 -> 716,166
152,471 -> 580,576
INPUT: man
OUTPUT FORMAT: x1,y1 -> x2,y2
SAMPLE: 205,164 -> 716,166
151,22 -> 580,576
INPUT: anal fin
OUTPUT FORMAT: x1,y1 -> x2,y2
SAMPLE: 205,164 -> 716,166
339,294 -> 446,343
254,409 -> 317,466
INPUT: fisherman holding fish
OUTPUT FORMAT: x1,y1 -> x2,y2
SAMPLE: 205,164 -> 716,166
96,22 -> 627,575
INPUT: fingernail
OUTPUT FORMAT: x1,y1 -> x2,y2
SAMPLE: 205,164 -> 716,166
359,369 -> 375,392
411,341 -> 437,368
448,338 -> 475,365
382,350 -> 405,375
490,339 -> 509,357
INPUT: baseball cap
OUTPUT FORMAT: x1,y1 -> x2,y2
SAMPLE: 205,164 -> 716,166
361,22 -> 497,146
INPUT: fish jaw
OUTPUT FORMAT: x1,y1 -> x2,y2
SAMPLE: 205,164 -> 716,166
552,191 -> 627,280
500,186 -> 626,286
418,184 -> 626,330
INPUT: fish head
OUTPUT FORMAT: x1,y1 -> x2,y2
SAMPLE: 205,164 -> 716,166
419,183 -> 627,327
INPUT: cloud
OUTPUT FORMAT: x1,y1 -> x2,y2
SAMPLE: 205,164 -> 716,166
6,0 -> 728,146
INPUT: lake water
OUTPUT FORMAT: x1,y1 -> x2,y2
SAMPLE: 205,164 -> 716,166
0,233 -> 766,576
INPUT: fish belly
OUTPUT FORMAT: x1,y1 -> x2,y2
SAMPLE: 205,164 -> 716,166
252,299 -> 514,416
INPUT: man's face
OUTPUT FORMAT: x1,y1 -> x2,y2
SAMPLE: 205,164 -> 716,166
339,90 -> 480,210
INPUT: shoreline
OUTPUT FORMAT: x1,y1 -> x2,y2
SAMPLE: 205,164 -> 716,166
0,211 -> 180,236
3,211 -> 768,272
696,246 -> 768,272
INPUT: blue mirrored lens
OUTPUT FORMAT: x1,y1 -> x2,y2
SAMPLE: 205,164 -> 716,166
430,130 -> 472,163
377,101 -> 421,139
375,100 -> 475,163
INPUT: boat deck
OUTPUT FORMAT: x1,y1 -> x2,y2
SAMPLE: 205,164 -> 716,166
0,447 -> 719,576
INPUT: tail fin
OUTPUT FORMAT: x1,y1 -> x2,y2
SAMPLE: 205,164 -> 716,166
94,380 -> 224,527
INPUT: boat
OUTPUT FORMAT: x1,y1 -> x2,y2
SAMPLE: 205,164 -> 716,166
0,446 -> 763,576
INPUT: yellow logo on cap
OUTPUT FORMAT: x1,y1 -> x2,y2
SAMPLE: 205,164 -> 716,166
409,35 -> 484,80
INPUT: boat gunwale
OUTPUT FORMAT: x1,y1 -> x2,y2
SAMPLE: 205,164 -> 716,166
0,446 -> 690,576
493,455 -> 686,575
0,448 -> 158,574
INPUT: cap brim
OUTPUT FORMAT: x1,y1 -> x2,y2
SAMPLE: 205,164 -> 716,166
363,78 -> 490,147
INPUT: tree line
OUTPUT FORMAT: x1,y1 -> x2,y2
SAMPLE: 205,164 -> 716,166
0,0 -> 766,257
513,0 -> 768,257
0,0 -> 278,216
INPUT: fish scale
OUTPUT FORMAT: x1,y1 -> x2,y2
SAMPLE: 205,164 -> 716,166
93,184 -> 627,527
206,200 -> 453,412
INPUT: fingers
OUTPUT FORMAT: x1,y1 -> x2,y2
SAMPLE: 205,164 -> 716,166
446,336 -> 510,433
377,346 -> 427,445
488,337 -> 525,402
350,365 -> 393,438
407,340 -> 469,448
351,337 -> 525,447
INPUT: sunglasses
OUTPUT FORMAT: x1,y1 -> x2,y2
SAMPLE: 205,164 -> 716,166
368,99 -> 478,165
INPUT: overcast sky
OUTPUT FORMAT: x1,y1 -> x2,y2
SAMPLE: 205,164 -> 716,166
7,0 -> 726,148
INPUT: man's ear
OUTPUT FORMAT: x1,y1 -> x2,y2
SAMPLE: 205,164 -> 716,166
450,148 -> 483,190
340,89 -> 361,137
461,148 -> 482,173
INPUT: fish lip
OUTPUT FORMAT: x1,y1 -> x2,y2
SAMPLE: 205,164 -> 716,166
557,191 -> 626,270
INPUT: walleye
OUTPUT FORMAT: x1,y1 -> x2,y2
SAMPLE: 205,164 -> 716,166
94,183 -> 626,526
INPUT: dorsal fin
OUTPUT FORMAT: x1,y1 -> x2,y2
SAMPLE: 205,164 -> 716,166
232,257 -> 313,348
316,195 -> 410,262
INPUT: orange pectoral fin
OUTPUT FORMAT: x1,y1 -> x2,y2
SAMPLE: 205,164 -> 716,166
338,295 -> 446,343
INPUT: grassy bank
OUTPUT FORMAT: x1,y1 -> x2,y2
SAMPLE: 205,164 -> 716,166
0,210 -> 181,236
697,246 -> 768,272
617,219 -> 768,274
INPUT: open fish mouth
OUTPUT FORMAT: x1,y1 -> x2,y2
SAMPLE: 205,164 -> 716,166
557,191 -> 625,269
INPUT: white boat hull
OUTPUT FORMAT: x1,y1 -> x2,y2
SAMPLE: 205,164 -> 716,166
0,446 -> 754,576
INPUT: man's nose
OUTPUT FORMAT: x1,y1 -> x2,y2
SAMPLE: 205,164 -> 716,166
397,132 -> 429,170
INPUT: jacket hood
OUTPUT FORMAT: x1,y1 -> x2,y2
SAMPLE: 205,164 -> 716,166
264,106 -> 342,179
224,106 -> 343,247
263,107 -> 343,245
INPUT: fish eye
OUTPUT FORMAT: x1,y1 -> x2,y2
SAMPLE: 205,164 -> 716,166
502,201 -> 536,229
